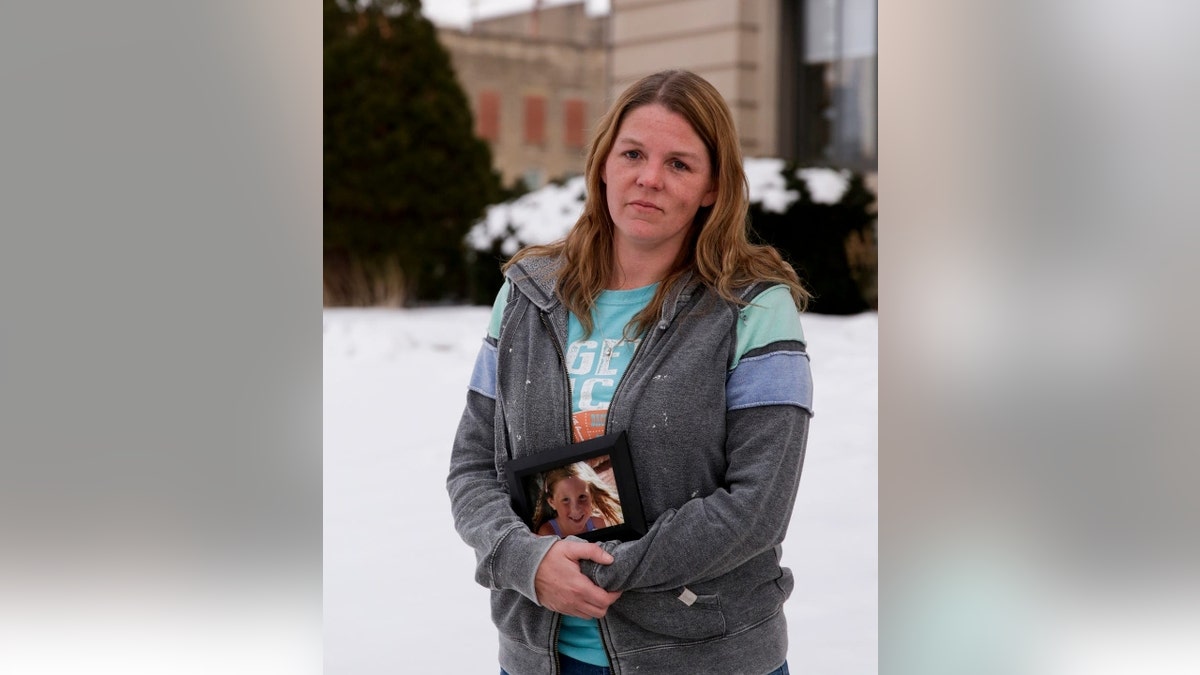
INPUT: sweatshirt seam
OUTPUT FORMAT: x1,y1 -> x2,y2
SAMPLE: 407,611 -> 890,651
727,400 -> 810,411
467,385 -> 496,399
501,633 -> 556,656
735,349 -> 809,366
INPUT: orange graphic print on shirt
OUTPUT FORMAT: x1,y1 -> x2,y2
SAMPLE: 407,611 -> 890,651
572,410 -> 609,442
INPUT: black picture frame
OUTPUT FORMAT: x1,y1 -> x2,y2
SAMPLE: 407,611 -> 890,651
505,430 -> 646,542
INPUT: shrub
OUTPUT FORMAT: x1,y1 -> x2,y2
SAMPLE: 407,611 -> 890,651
746,162 -> 877,314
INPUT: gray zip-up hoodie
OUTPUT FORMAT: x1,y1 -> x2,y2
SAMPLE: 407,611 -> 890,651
447,255 -> 813,675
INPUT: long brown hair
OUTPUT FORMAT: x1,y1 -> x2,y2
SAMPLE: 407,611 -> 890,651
505,69 -> 808,338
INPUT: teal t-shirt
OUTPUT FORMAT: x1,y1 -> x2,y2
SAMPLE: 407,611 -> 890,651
564,283 -> 658,442
560,283 -> 658,667
486,280 -> 804,667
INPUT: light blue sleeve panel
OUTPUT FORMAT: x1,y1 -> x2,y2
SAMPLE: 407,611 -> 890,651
726,350 -> 812,413
487,279 -> 510,340
468,281 -> 509,401
732,284 -> 806,369
727,284 -> 813,413
468,339 -> 498,400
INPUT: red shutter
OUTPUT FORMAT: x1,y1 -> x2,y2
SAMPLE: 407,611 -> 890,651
523,95 -> 546,145
477,90 -> 500,142
564,99 -> 586,148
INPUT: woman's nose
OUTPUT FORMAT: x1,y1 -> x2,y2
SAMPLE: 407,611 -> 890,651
637,164 -> 663,190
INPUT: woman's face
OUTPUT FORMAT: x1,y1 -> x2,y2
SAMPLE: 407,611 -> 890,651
601,103 -> 717,265
547,476 -> 593,536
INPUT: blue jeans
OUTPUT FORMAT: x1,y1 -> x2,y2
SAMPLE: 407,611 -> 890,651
502,655 -> 789,675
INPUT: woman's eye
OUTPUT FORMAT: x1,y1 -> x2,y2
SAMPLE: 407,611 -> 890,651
670,160 -> 689,171
623,150 -> 640,160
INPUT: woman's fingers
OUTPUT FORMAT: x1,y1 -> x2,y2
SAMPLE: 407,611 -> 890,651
559,539 -> 615,566
534,540 -> 622,617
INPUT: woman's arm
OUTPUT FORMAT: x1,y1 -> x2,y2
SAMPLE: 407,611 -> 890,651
447,302 -> 618,612
581,285 -> 814,593
446,286 -> 561,602
447,375 -> 620,616
446,376 -> 557,603
581,404 -> 811,593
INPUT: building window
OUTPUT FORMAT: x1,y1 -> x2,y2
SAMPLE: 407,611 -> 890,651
564,99 -> 587,149
523,95 -> 546,145
781,0 -> 877,170
477,90 -> 500,142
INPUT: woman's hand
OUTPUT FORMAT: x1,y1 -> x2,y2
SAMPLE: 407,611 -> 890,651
534,540 -> 622,619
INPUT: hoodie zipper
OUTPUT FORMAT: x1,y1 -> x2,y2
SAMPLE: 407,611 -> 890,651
603,298 -> 676,435
593,293 -> 682,672
550,615 -> 562,675
542,308 -> 625,673
525,275 -> 691,673
539,311 -> 574,446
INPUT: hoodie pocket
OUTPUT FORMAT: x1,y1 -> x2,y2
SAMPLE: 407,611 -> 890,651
612,587 -> 726,641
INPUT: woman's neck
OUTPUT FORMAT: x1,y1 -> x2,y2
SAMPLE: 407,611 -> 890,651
608,244 -> 678,290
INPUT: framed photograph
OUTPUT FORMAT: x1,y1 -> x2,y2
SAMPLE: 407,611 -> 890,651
505,430 -> 646,542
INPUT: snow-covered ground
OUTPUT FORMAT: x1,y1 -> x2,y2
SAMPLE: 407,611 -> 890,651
324,306 -> 877,673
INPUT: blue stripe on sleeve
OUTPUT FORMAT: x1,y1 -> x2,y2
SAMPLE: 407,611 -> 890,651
726,350 -> 813,413
468,339 -> 498,400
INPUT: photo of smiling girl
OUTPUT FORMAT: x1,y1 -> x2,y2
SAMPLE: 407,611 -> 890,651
532,461 -> 624,538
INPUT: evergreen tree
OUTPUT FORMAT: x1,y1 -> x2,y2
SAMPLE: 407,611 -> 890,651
325,0 -> 500,304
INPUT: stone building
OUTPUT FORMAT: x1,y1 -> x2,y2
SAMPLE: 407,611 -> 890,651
438,3 -> 609,190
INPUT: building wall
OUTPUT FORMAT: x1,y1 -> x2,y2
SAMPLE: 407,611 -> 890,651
609,0 -> 781,157
439,3 -> 609,189
440,0 -> 875,186
468,2 -> 607,46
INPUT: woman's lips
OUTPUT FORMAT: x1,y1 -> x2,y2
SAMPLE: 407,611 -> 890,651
630,200 -> 660,211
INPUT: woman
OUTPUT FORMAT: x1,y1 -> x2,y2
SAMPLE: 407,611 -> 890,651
448,70 -> 813,675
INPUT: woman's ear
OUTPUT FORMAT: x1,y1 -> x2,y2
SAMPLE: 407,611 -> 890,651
700,182 -> 717,208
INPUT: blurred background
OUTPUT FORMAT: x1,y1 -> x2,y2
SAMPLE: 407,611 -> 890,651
324,0 -> 878,315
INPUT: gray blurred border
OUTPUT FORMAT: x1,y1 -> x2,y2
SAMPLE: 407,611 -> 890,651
882,1 -> 1200,672
0,3 -> 321,672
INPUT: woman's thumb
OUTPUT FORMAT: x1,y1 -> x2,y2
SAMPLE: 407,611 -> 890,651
567,541 -> 615,565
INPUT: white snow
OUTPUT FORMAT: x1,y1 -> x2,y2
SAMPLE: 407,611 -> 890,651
466,175 -> 588,255
324,306 -> 877,673
744,157 -> 798,214
466,159 -> 859,252
797,167 -> 852,204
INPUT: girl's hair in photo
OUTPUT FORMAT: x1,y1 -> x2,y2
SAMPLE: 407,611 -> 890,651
531,461 -> 624,532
